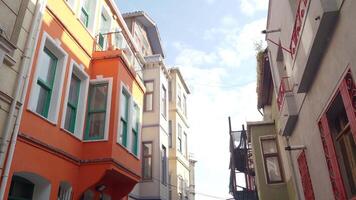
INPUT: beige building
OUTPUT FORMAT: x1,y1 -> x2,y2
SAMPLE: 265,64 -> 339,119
249,0 -> 356,199
168,68 -> 191,200
0,0 -> 46,180
124,11 -> 170,200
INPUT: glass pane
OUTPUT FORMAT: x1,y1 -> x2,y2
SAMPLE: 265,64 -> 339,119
131,130 -> 138,154
37,48 -> 57,85
262,139 -> 278,154
266,156 -> 282,182
88,112 -> 105,139
145,82 -> 154,92
132,104 -> 139,131
36,86 -> 50,116
143,157 -> 152,179
80,8 -> 89,27
120,92 -> 129,120
68,75 -> 80,106
89,84 -> 108,111
143,143 -> 152,155
120,119 -> 127,146
64,106 -> 76,133
145,93 -> 153,111
339,131 -> 356,195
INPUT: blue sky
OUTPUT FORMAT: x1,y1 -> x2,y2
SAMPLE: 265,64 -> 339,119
116,0 -> 268,199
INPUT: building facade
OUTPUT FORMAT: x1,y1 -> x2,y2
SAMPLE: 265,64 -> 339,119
1,0 -> 146,199
168,68 -> 191,200
248,0 -> 356,199
0,0 -> 41,184
123,11 -> 170,200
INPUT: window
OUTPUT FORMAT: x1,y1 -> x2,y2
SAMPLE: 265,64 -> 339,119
178,124 -> 182,153
64,74 -> 80,133
80,0 -> 90,27
119,89 -> 130,147
168,81 -> 172,102
131,103 -> 140,155
177,85 -> 182,108
34,47 -> 57,118
142,142 -> 153,180
168,120 -> 172,148
8,176 -> 34,200
98,8 -> 111,49
261,137 -> 283,184
169,174 -> 172,200
183,95 -> 187,116
57,182 -> 72,200
28,33 -> 68,123
80,0 -> 97,31
183,132 -> 188,157
326,94 -> 356,197
84,82 -> 109,140
161,85 -> 167,118
178,176 -> 183,200
144,81 -> 154,111
61,61 -> 89,138
162,145 -> 167,185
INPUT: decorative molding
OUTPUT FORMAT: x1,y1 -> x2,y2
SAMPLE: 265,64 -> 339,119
18,133 -> 140,180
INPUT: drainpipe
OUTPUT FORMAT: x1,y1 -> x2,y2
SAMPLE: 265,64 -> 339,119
0,0 -> 47,198
285,137 -> 302,200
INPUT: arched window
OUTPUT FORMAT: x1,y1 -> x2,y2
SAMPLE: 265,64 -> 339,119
9,176 -> 35,200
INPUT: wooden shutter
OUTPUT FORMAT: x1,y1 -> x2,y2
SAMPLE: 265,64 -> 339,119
297,150 -> 315,200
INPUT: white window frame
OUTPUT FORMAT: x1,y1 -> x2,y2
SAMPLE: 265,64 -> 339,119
78,0 -> 99,34
131,101 -> 141,157
83,77 -> 112,142
97,4 -> 113,50
60,60 -> 89,139
65,0 -> 77,11
28,32 -> 68,124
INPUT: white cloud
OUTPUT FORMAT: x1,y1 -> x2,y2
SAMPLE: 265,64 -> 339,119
240,0 -> 269,16
172,17 -> 265,200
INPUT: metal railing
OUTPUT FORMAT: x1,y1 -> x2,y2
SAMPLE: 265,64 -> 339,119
94,31 -> 143,79
277,76 -> 293,110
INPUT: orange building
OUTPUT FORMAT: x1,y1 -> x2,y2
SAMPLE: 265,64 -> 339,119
1,0 -> 145,199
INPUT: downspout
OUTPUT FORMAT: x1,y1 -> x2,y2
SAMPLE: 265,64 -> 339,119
0,0 -> 47,198
286,137 -> 302,200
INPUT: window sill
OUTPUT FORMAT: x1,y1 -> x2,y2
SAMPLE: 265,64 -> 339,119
82,138 -> 108,143
116,142 -> 140,160
59,127 -> 83,141
27,109 -> 57,126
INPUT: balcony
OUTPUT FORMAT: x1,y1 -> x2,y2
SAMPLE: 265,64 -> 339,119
290,0 -> 340,93
93,31 -> 144,80
277,77 -> 298,136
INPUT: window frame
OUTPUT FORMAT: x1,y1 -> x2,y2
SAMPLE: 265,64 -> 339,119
144,80 -> 154,112
28,32 -> 68,124
118,84 -> 131,148
61,60 -> 89,139
161,145 -> 167,185
131,102 -> 141,156
142,141 -> 153,181
178,123 -> 182,153
83,77 -> 112,141
161,84 -> 167,118
260,136 -> 284,184
78,0 -> 98,34
168,120 -> 172,148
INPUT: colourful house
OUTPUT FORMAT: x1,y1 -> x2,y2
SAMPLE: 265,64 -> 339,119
1,0 -> 146,199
